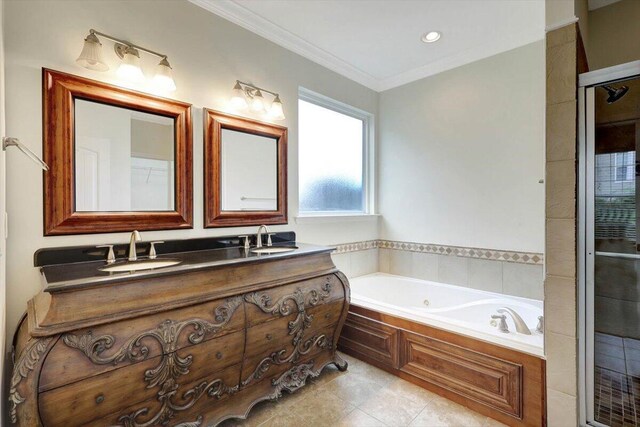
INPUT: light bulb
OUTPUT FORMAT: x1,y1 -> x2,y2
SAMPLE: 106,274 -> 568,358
268,95 -> 285,120
152,57 -> 176,92
76,32 -> 108,71
117,48 -> 145,83
230,82 -> 248,109
250,89 -> 265,112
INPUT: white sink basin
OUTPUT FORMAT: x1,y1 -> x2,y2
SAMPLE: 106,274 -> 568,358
99,259 -> 182,273
250,246 -> 298,255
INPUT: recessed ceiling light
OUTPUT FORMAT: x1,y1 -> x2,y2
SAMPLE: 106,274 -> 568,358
421,31 -> 441,43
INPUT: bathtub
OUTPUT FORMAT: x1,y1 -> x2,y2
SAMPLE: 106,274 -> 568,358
349,272 -> 544,356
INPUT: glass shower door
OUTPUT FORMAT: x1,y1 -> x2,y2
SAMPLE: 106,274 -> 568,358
588,75 -> 640,427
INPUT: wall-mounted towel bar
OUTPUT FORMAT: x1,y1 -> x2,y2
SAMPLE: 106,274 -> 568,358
2,137 -> 49,171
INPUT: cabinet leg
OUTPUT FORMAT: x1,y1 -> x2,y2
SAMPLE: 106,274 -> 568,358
333,353 -> 348,372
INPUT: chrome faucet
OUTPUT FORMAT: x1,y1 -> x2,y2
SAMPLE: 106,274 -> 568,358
256,225 -> 270,248
128,230 -> 141,262
497,307 -> 531,335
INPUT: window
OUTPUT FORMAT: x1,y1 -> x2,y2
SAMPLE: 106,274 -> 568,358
298,88 -> 373,215
614,151 -> 635,183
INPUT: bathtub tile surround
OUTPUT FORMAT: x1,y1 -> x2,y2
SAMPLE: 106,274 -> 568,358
544,21 -> 580,426
331,239 -> 544,300
220,352 -> 506,427
331,249 -> 379,279
332,240 -> 544,300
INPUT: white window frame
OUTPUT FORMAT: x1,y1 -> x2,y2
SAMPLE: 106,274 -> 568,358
296,87 -> 376,222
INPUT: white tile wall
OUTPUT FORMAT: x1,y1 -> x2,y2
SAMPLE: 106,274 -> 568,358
411,252 -> 439,281
332,249 -> 378,279
438,255 -> 468,286
377,248 -> 544,300
332,246 -> 543,301
503,262 -> 545,300
468,259 -> 503,293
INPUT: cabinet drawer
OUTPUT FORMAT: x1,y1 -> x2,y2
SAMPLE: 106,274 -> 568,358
245,299 -> 344,359
241,322 -> 338,384
244,274 -> 344,327
39,296 -> 244,392
39,330 -> 244,426
84,363 -> 241,427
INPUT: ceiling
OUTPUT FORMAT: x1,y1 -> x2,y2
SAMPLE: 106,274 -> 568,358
190,0 -> 545,92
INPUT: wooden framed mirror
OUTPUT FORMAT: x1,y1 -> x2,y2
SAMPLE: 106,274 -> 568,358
203,110 -> 287,228
43,69 -> 193,235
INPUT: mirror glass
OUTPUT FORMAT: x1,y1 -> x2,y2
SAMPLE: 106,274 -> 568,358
220,129 -> 277,211
74,99 -> 175,212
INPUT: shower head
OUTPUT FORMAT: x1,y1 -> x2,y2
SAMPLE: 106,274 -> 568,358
602,84 -> 629,104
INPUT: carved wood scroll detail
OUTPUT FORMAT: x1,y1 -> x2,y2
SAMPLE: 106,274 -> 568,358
269,362 -> 321,399
174,417 -> 203,427
242,281 -> 334,386
62,297 -> 242,427
9,338 -> 52,424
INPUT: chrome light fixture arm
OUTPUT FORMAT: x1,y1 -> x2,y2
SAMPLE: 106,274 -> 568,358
235,80 -> 280,98
88,29 -> 168,61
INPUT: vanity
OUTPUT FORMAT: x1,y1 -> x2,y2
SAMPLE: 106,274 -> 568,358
10,232 -> 349,426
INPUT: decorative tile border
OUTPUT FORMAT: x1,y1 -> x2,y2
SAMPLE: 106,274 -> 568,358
332,240 -> 378,254
332,239 -> 543,265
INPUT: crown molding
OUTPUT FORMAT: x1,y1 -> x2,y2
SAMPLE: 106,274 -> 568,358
189,0 -> 381,91
191,0 -> 544,93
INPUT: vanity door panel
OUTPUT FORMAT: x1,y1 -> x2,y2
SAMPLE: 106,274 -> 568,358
245,274 -> 344,327
39,296 -> 244,392
39,330 -> 244,426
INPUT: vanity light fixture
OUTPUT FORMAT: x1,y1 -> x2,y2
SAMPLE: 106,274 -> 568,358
250,89 -> 266,112
76,29 -> 177,91
421,31 -> 441,43
116,46 -> 145,84
229,80 -> 285,120
230,82 -> 249,109
269,95 -> 285,121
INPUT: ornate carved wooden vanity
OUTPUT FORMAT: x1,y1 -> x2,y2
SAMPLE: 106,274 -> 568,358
10,243 -> 349,426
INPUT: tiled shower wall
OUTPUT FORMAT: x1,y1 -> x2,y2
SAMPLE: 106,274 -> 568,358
331,240 -> 544,300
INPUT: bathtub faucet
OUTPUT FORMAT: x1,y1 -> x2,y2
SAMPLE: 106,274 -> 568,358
497,307 -> 532,335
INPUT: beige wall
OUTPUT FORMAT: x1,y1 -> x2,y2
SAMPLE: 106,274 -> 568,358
378,41 -> 545,254
547,0 -> 577,29
3,0 -> 379,338
588,0 -> 640,70
575,0 -> 589,51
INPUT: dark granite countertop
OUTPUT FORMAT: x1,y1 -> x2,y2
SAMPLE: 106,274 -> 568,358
40,243 -> 334,293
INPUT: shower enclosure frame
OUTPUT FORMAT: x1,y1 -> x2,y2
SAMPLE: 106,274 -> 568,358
578,60 -> 640,427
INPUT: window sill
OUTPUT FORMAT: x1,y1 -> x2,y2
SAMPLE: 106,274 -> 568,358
294,214 -> 380,224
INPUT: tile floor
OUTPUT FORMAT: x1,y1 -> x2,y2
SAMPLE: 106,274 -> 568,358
594,366 -> 640,426
220,352 -> 506,427
595,332 -> 640,426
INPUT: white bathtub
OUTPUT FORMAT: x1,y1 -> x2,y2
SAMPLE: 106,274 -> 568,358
349,273 -> 544,356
